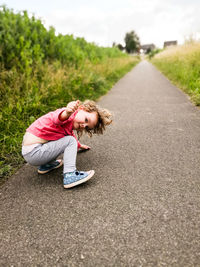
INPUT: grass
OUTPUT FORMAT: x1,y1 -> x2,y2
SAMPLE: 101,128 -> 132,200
0,55 -> 140,185
151,42 -> 200,106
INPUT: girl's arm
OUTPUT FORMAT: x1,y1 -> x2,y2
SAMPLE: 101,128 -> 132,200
59,109 -> 70,121
59,100 -> 80,121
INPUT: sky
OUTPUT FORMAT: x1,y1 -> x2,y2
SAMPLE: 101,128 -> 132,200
1,0 -> 200,48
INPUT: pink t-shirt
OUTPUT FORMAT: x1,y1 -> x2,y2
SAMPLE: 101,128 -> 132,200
26,108 -> 81,148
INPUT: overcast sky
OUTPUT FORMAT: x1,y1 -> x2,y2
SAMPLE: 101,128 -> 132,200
1,0 -> 200,48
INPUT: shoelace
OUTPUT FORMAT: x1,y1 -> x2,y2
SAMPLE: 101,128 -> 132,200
75,171 -> 84,176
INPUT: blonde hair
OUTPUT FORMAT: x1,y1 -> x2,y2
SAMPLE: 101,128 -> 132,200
77,100 -> 113,138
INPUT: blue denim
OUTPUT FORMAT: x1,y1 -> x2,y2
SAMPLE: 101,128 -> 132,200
63,170 -> 94,188
38,160 -> 62,173
64,171 -> 88,185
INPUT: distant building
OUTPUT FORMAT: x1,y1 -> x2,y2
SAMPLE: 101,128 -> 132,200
140,44 -> 156,54
163,41 -> 177,48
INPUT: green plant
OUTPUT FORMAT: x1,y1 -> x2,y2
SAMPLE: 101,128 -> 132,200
151,43 -> 200,106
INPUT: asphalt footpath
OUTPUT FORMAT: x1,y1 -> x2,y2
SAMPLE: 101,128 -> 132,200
1,60 -> 200,266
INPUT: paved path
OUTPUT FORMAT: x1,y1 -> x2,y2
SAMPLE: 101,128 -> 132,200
1,61 -> 200,266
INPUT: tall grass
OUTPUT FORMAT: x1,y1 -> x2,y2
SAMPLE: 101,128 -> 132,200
0,6 -> 140,182
151,43 -> 200,106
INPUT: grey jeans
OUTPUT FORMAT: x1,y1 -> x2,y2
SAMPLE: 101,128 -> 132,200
22,136 -> 77,173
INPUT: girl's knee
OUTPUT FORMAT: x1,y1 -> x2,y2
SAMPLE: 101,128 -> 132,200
65,136 -> 77,145
63,136 -> 78,155
62,136 -> 78,150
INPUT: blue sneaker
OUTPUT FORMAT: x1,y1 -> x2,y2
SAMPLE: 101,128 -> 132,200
38,159 -> 63,174
63,170 -> 95,188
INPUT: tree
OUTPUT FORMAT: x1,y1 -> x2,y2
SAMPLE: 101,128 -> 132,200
124,31 -> 140,54
112,42 -> 124,52
117,44 -> 124,51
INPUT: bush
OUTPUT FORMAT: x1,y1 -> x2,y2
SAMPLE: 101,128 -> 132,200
0,5 -> 125,71
148,48 -> 163,59
151,43 -> 200,106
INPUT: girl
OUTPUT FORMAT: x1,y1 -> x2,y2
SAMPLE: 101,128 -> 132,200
22,100 -> 112,188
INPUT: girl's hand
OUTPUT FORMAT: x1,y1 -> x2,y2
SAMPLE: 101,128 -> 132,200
80,144 -> 91,150
66,100 -> 80,114
59,100 -> 80,121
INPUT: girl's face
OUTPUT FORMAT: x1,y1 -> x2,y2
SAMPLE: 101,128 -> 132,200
73,109 -> 98,130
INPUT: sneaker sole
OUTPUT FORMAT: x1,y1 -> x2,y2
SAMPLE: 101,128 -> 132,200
63,170 -> 95,189
38,160 -> 63,174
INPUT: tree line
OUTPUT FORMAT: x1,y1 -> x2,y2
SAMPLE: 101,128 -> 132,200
113,30 -> 141,54
0,5 -> 125,73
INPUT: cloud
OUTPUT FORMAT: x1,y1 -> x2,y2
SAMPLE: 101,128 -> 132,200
6,0 -> 200,47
